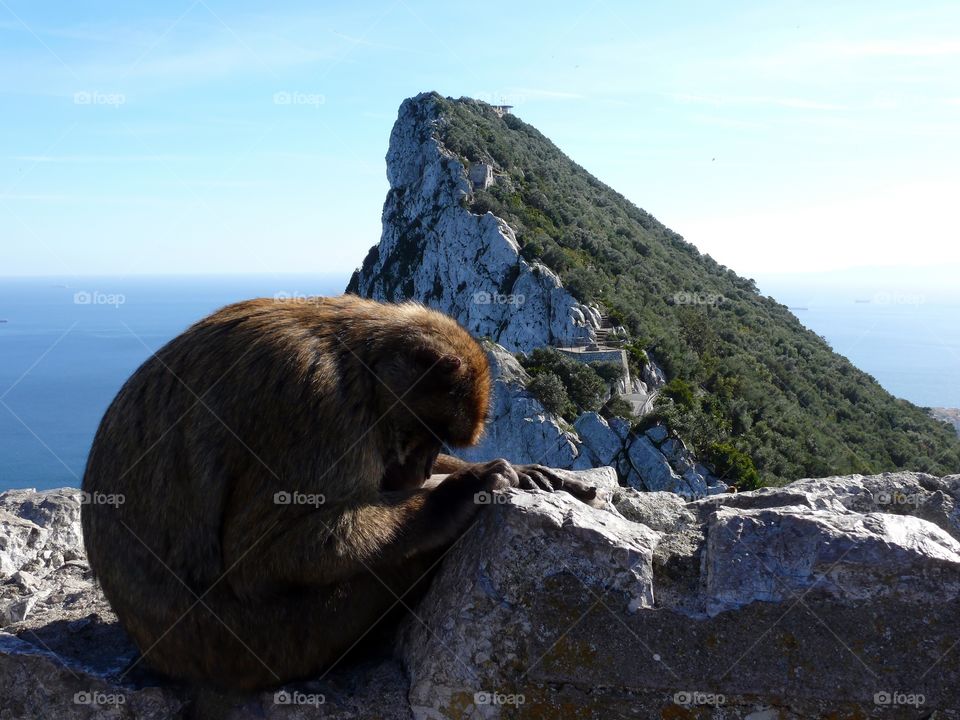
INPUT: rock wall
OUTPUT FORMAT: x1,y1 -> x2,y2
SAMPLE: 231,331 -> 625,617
347,92 -> 596,353
403,470 -> 960,717
3,472 -> 959,718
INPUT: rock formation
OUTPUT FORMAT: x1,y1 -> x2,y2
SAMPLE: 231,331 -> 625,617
347,93 -> 597,353
3,472 -> 959,718
459,342 -> 726,497
347,93 -> 725,497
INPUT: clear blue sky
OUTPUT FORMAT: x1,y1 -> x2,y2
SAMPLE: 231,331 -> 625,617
2,0 -> 959,277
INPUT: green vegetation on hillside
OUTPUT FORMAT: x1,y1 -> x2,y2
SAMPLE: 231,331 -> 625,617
518,347 -> 627,422
436,94 -> 960,485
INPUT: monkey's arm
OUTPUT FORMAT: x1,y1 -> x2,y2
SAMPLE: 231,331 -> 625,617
228,460 -> 518,593
432,453 -> 469,474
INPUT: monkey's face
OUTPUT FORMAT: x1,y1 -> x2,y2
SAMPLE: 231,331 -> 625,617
376,344 -> 491,449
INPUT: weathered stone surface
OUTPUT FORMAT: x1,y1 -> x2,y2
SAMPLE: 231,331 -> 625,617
645,423 -> 669,444
612,488 -> 693,533
703,505 -> 960,616
400,472 -> 960,718
5,474 -> 959,718
625,435 -> 683,493
608,416 -> 631,441
573,412 -> 621,466
397,487 -> 661,718
622,433 -> 728,498
449,346 -> 727,495
453,343 -> 580,469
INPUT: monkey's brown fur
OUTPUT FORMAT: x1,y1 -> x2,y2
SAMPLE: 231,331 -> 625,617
81,295 -> 589,690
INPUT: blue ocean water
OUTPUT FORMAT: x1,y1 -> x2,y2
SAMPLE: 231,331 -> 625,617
0,273 -> 957,491
753,272 -> 960,410
0,275 -> 347,490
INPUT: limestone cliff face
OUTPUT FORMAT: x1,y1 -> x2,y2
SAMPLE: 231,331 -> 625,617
348,93 -> 596,353
467,343 -> 727,498
348,92 -> 724,497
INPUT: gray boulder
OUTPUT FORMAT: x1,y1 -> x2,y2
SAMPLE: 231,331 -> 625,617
625,435 -> 684,494
573,412 -> 622,466
452,343 -> 580,469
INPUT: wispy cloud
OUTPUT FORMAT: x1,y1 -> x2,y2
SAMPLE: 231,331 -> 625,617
10,154 -> 197,163
511,87 -> 583,100
672,93 -> 846,111
89,39 -> 329,82
0,19 -> 155,46
330,31 -> 415,53
832,40 -> 960,58
0,12 -> 336,91
0,192 -> 174,204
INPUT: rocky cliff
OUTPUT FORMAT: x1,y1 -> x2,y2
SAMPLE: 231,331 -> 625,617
3,473 -> 959,718
465,343 -> 726,498
347,93 -> 597,353
348,93 -> 960,488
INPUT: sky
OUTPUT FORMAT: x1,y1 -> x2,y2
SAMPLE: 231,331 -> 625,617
2,0 -> 959,278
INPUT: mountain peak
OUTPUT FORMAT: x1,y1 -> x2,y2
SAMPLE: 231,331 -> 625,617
348,92 -> 598,353
349,93 -> 960,486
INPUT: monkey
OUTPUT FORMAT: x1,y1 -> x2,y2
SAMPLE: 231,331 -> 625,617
81,295 -> 596,691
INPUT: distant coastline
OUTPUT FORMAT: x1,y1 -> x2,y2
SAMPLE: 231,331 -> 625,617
931,408 -> 960,437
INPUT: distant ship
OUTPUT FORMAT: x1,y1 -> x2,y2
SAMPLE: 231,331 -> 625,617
789,306 -> 809,311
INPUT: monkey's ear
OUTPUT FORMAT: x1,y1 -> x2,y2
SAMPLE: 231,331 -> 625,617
415,347 -> 462,373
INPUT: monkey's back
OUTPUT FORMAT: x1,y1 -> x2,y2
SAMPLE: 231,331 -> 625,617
80,298 -> 399,662
81,294 -> 492,688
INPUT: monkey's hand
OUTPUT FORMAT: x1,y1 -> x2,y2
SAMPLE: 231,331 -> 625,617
430,458 -> 520,504
511,464 -> 598,504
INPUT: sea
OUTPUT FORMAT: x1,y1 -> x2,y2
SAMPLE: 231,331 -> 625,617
0,275 -> 347,491
1,271 -> 958,491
